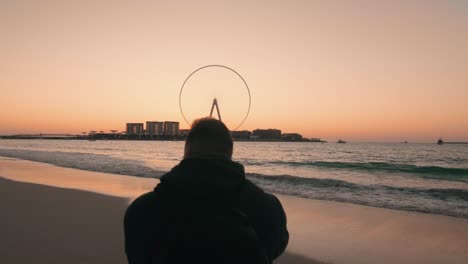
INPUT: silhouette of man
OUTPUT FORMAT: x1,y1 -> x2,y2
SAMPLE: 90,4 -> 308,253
124,118 -> 289,263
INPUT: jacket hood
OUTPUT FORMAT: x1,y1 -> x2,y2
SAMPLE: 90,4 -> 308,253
158,158 -> 246,198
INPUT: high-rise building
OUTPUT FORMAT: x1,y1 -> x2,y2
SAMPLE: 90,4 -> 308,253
163,121 -> 179,136
146,121 -> 164,137
126,123 -> 144,136
252,129 -> 282,139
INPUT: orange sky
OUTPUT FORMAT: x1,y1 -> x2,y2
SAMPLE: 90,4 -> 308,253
1,0 -> 467,142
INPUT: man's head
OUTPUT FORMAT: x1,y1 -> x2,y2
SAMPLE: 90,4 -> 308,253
184,118 -> 233,160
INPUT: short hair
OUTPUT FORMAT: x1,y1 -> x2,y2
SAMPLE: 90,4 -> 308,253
184,118 -> 233,159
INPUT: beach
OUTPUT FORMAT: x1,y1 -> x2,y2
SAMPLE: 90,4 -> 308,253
1,158 -> 468,264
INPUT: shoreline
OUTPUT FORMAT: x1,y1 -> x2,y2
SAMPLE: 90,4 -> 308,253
1,158 -> 468,263
0,137 -> 325,143
4,138 -> 468,144
0,151 -> 467,219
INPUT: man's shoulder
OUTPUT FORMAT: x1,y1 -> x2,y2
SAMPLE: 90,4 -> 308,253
241,180 -> 283,208
125,181 -> 176,218
129,191 -> 157,207
125,180 -> 283,220
125,191 -> 159,221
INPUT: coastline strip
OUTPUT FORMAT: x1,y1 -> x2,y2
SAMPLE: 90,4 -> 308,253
1,158 -> 468,264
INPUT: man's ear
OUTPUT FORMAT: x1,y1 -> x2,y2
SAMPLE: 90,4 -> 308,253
183,144 -> 192,159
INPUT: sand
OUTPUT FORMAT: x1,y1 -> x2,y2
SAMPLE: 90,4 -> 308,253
1,158 -> 468,264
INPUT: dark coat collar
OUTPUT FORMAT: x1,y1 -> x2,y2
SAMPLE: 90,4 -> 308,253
157,158 -> 246,197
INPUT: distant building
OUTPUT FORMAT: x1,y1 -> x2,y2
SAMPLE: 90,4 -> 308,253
281,133 -> 303,141
126,123 -> 144,136
253,129 -> 282,139
179,129 -> 190,137
310,138 -> 325,142
163,121 -> 179,136
146,121 -> 164,137
231,130 -> 252,140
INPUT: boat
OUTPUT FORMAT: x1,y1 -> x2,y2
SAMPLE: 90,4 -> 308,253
437,138 -> 444,145
337,139 -> 346,143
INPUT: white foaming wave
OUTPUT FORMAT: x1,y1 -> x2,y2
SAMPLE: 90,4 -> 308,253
247,173 -> 468,218
0,149 -> 165,178
1,148 -> 467,218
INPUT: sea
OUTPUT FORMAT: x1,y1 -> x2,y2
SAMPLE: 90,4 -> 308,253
1,139 -> 467,218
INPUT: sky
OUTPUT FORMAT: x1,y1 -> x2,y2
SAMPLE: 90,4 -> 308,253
1,0 -> 467,142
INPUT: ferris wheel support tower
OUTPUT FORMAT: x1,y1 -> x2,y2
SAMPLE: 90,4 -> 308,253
209,98 -> 222,121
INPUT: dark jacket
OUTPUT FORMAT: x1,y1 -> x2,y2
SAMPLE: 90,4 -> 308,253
124,158 -> 289,263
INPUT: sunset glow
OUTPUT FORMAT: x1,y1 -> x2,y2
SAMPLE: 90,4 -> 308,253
1,1 -> 467,142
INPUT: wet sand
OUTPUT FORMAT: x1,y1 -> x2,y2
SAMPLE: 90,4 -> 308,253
1,158 -> 468,264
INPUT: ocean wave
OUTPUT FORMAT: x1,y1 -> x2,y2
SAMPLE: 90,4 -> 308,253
1,149 -> 467,218
0,149 -> 166,178
258,160 -> 468,182
248,173 -> 468,201
247,173 -> 468,218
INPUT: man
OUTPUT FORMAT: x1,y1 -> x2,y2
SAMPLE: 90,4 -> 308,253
124,118 -> 289,263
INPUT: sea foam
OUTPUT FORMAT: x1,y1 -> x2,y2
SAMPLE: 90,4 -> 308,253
1,148 -> 467,218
